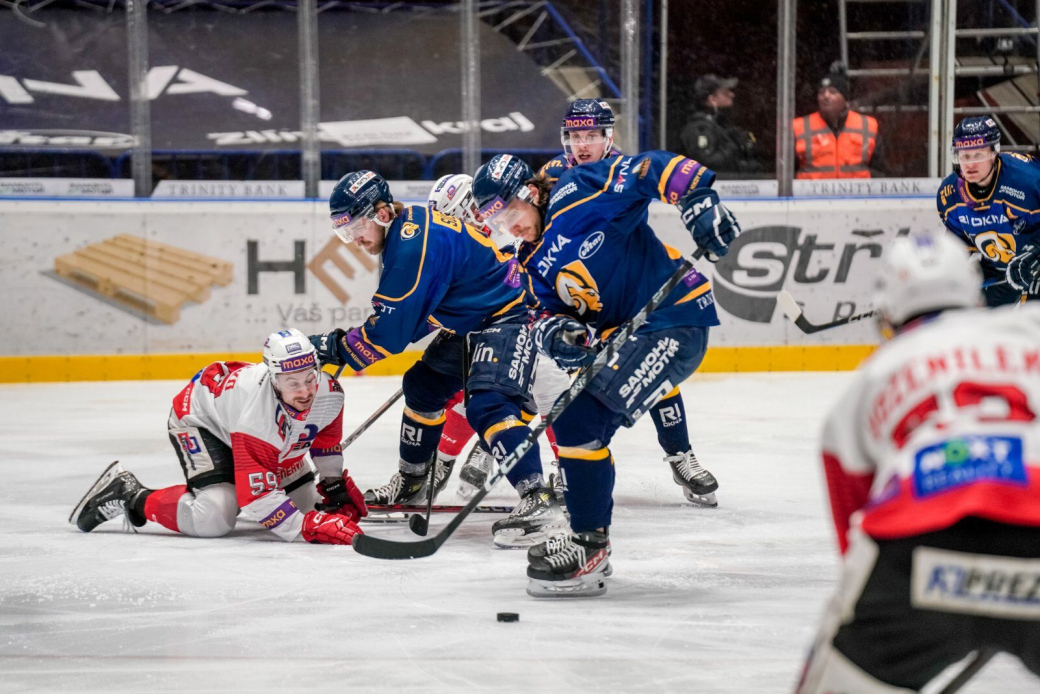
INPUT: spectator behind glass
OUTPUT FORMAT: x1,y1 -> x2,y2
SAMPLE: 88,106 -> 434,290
793,62 -> 886,179
679,74 -> 762,178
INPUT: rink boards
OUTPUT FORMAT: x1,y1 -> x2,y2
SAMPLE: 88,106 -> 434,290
0,195 -> 944,382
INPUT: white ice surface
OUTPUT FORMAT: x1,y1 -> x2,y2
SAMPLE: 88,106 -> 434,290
0,373 -> 1035,693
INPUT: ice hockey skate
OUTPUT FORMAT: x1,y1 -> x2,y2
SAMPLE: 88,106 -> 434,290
492,486 -> 568,548
665,450 -> 719,507
432,457 -> 454,498
527,530 -> 611,598
364,470 -> 429,506
69,461 -> 147,532
456,444 -> 493,500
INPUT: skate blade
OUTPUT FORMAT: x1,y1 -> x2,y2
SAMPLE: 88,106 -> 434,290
68,461 -> 123,527
683,490 -> 718,508
526,575 -> 607,599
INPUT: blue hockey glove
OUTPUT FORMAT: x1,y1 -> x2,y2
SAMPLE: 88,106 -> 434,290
309,329 -> 347,367
532,315 -> 594,369
678,188 -> 741,262
1006,245 -> 1040,294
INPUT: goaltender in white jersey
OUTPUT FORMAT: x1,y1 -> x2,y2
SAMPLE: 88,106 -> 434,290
797,233 -> 1040,693
70,329 -> 368,546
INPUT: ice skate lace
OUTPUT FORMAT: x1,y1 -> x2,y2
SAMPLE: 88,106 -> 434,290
545,536 -> 585,570
511,490 -> 541,518
675,453 -> 708,482
371,473 -> 404,502
462,449 -> 492,483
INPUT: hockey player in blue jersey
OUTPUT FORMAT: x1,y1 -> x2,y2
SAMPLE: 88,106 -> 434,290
472,151 -> 741,597
309,171 -> 566,544
538,99 -> 714,507
937,115 -> 1040,305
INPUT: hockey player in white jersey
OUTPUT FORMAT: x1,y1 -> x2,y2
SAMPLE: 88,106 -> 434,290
70,329 -> 368,545
796,234 -> 1040,693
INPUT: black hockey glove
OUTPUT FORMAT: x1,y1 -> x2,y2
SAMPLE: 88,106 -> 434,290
678,188 -> 741,262
309,330 -> 347,367
1006,245 -> 1040,295
532,314 -> 594,369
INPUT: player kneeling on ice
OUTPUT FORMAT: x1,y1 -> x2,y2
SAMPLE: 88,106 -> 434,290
70,329 -> 367,546
796,233 -> 1040,693
310,171 -> 568,548
472,151 -> 741,598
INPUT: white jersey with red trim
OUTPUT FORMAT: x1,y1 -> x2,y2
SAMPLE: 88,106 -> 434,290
822,305 -> 1040,553
171,361 -> 344,542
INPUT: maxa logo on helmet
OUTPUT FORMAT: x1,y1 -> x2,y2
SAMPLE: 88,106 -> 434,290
712,226 -> 885,323
955,136 -> 988,149
565,117 -> 598,129
348,171 -> 377,194
279,353 -> 316,372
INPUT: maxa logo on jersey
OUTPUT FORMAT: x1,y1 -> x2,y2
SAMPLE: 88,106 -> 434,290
913,435 -> 1026,498
579,231 -> 605,260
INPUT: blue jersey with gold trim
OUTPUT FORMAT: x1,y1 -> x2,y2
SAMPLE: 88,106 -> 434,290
937,153 -> 1040,272
538,149 -> 622,184
339,205 -> 533,372
520,150 -> 720,333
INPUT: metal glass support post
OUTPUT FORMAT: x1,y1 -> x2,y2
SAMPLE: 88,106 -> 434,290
298,0 -> 321,199
928,0 -> 943,177
620,0 -> 639,153
125,0 -> 151,198
939,0 -> 957,176
461,0 -> 481,175
658,0 -> 668,150
777,0 -> 796,196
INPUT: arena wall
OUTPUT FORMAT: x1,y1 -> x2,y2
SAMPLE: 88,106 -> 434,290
0,193 -> 944,382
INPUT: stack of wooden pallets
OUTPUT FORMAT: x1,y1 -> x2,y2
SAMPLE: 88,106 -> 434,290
54,234 -> 233,324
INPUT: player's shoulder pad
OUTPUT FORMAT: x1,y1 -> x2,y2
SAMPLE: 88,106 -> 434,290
936,172 -> 961,212
539,155 -> 568,179
995,153 -> 1040,202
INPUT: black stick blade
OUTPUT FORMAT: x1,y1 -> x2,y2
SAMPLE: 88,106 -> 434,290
408,514 -> 429,536
351,532 -> 442,560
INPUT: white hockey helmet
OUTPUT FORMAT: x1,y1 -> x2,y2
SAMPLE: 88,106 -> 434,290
428,173 -> 480,226
873,232 -> 981,331
263,328 -> 319,377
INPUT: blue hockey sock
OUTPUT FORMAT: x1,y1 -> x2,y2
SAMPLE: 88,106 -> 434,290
487,423 -> 544,495
558,446 -> 615,532
398,407 -> 445,474
649,387 -> 691,456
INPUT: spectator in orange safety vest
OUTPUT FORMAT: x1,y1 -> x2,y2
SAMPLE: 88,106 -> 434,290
793,62 -> 885,179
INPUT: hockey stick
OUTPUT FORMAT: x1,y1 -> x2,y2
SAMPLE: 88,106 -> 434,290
366,503 -> 513,515
777,278 -> 1010,334
776,291 -> 875,334
340,387 -> 404,451
351,251 -> 704,560
408,454 -> 438,536
937,649 -> 996,694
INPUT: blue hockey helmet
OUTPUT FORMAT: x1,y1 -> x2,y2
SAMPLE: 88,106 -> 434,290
561,99 -> 616,161
329,170 -> 394,243
472,154 -> 536,233
952,116 -> 1001,152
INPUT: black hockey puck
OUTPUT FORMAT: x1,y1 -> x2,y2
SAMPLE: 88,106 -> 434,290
496,612 -> 519,623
